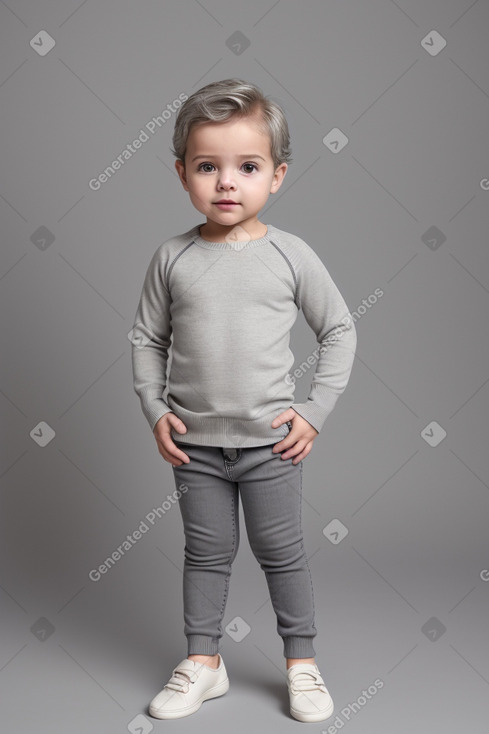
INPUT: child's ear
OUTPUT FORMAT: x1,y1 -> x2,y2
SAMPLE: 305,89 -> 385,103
175,160 -> 189,191
270,162 -> 288,193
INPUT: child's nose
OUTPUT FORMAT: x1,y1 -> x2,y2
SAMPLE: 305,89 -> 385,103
217,169 -> 236,187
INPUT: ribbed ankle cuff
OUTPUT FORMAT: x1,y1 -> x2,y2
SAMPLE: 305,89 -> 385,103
187,634 -> 220,656
283,636 -> 316,658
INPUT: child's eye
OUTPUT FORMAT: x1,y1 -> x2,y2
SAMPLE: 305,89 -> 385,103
197,162 -> 258,173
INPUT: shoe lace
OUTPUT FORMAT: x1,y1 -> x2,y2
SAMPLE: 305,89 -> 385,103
289,669 -> 328,695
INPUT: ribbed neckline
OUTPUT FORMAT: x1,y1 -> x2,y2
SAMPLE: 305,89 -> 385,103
190,223 -> 274,250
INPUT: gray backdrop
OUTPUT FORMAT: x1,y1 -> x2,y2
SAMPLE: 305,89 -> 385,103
1,1 -> 488,732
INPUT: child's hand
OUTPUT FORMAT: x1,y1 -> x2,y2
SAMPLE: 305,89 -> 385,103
153,412 -> 190,467
271,410 -> 318,465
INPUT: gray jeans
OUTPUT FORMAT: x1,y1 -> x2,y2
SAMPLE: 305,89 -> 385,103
171,433 -> 317,659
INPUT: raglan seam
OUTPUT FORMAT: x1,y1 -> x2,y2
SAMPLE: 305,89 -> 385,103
269,239 -> 300,308
166,240 -> 195,290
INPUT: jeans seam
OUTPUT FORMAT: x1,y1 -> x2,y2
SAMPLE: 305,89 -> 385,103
299,459 -> 317,637
217,483 -> 237,635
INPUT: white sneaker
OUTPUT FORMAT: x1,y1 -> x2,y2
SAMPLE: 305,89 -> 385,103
286,663 -> 334,723
149,654 -> 229,720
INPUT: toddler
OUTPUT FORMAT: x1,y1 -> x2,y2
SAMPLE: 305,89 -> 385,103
131,78 -> 357,722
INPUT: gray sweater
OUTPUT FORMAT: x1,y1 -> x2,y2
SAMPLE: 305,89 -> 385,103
131,223 -> 357,448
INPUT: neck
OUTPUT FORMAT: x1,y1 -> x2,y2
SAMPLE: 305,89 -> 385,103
199,219 -> 266,243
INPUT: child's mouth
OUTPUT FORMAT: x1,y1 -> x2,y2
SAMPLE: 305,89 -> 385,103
214,202 -> 240,209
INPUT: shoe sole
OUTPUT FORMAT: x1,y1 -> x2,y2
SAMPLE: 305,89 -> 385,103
290,700 -> 334,723
149,677 -> 230,720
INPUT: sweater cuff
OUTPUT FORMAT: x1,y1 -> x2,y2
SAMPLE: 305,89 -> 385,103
138,385 -> 172,432
291,388 -> 340,434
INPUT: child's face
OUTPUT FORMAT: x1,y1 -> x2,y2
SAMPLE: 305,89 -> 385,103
175,113 -> 287,237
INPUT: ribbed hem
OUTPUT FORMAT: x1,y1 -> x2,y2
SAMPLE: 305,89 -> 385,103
187,634 -> 220,656
283,636 -> 316,659
168,404 -> 291,448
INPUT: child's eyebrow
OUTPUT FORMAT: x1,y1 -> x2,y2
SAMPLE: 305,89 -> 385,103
191,154 -> 266,162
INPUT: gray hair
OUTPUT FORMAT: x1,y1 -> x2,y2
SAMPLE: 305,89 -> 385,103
171,78 -> 292,170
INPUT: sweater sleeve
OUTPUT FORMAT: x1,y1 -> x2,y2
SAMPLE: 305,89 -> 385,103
131,246 -> 173,433
290,245 -> 357,434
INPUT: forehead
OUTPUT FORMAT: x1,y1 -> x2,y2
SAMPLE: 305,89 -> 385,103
187,115 -> 272,156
